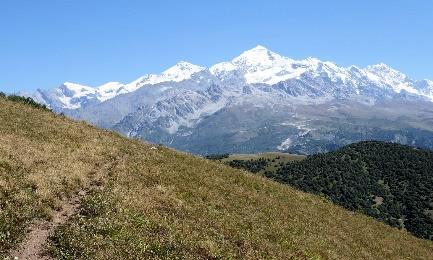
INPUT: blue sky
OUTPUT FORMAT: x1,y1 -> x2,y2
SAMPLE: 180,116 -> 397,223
1,0 -> 433,92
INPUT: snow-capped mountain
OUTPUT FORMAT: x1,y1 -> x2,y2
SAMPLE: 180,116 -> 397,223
211,46 -> 350,86
30,46 -> 433,155
33,61 -> 205,110
34,45 -> 433,110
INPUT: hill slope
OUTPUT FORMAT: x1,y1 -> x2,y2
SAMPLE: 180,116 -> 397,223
237,142 -> 433,240
1,97 -> 433,259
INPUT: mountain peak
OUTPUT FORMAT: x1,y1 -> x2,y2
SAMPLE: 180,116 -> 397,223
367,62 -> 394,71
163,61 -> 204,75
249,45 -> 270,51
61,82 -> 94,94
62,81 -> 89,88
366,63 -> 408,81
174,60 -> 202,68
161,61 -> 205,81
233,45 -> 286,66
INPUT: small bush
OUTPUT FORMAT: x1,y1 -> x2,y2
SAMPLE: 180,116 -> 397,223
205,153 -> 230,160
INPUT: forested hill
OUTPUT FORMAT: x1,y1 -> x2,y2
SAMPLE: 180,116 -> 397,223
264,141 -> 433,240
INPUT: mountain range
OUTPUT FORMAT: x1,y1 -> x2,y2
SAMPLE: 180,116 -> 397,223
29,46 -> 433,154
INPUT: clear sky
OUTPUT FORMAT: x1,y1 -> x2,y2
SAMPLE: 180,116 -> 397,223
1,0 -> 433,92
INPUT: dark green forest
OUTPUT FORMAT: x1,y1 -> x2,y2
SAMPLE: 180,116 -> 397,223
204,153 -> 230,160
224,141 -> 433,240
227,158 -> 269,173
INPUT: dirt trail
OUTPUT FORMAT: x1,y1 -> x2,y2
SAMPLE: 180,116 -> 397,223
10,190 -> 87,260
10,155 -> 124,260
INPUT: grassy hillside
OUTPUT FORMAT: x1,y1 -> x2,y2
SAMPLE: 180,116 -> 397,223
1,97 -> 433,259
236,142 -> 433,241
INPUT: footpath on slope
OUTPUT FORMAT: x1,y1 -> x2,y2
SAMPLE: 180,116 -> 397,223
8,154 -> 126,260
10,188 -> 90,260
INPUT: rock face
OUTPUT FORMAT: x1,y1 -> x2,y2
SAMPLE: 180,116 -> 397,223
31,46 -> 433,154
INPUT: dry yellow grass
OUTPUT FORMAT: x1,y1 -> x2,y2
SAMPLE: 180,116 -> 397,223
1,98 -> 433,259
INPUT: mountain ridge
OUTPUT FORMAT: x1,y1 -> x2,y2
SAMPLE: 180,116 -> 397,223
26,46 -> 433,155
31,45 -> 433,110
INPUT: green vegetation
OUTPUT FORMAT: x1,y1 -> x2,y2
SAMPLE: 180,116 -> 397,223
227,158 -> 269,173
204,153 -> 230,160
235,142 -> 433,240
1,98 -> 433,259
0,92 -> 50,111
209,152 -> 305,175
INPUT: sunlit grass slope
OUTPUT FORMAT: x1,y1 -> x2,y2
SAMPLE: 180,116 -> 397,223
1,97 -> 432,259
